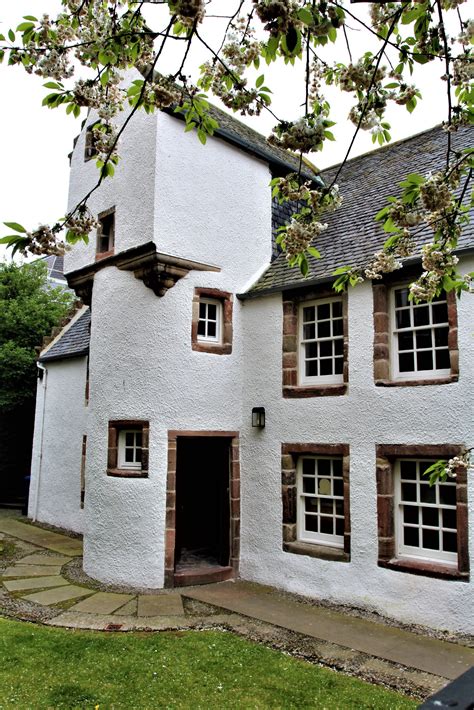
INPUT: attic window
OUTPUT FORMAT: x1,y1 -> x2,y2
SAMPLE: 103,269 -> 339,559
84,123 -> 98,161
96,208 -> 115,259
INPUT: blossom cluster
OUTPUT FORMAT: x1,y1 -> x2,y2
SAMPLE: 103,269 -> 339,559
19,225 -> 68,257
65,209 -> 99,241
268,115 -> 328,153
409,244 -> 459,301
364,251 -> 401,280
283,218 -> 327,261
169,0 -> 206,27
444,455 -> 470,479
253,0 -> 302,37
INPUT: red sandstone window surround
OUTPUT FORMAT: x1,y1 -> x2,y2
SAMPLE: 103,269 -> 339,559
96,207 -> 115,261
107,420 -> 149,478
281,443 -> 351,562
376,444 -> 469,581
191,288 -> 233,355
282,288 -> 348,398
373,281 -> 458,387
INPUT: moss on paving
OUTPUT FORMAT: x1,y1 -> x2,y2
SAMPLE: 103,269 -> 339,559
0,540 -> 17,561
0,617 -> 417,709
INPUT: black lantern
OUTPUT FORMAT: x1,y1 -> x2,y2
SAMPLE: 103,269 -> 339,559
252,407 -> 265,428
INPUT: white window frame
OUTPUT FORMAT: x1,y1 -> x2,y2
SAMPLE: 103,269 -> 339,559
118,429 -> 143,471
197,297 -> 223,344
296,455 -> 345,549
298,297 -> 344,386
394,459 -> 458,566
390,286 -> 450,381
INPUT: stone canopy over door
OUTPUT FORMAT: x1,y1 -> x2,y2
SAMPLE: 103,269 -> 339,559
165,432 -> 240,587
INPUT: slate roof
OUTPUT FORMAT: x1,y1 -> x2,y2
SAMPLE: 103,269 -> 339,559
40,255 -> 67,284
245,124 -> 474,297
40,308 -> 90,363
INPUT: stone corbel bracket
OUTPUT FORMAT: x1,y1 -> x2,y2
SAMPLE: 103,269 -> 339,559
67,242 -> 220,306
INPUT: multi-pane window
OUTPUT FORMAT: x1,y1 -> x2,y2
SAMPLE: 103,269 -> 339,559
299,299 -> 344,385
197,298 -> 222,343
297,456 -> 345,548
97,210 -> 115,255
395,459 -> 457,566
392,287 -> 450,379
118,430 -> 143,470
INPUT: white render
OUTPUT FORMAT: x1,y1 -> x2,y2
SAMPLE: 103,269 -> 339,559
29,107 -> 474,633
29,357 -> 87,534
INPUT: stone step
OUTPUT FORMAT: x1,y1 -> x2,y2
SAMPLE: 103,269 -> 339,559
69,592 -> 134,615
3,575 -> 70,592
0,519 -> 82,556
21,584 -> 94,606
183,581 -> 474,681
137,594 -> 184,617
3,564 -> 62,578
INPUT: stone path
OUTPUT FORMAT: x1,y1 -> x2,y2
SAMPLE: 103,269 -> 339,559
1,514 -> 473,699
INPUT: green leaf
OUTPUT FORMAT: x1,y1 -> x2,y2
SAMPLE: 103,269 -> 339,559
43,81 -> 62,90
285,26 -> 299,54
298,8 -> 314,25
256,74 -> 264,88
332,265 -> 351,275
23,15 -> 37,21
0,235 -> 22,244
16,22 -> 34,32
3,222 -> 26,233
307,246 -> 321,259
8,29 -> 15,42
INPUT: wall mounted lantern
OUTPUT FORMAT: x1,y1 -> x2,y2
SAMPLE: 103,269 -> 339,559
252,407 -> 266,428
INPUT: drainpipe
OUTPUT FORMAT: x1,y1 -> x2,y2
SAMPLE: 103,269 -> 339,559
33,362 -> 48,521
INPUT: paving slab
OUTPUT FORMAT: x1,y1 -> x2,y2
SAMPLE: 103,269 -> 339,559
184,582 -> 474,680
114,598 -> 138,616
0,519 -> 82,556
137,594 -> 185,617
68,592 -> 134,615
3,575 -> 70,592
21,584 -> 94,606
3,564 -> 62,578
18,553 -> 71,566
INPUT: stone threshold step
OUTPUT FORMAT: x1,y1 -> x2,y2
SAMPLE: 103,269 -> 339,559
183,581 -> 474,681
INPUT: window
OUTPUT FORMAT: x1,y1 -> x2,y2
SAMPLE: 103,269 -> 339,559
395,459 -> 457,566
118,430 -> 143,471
297,456 -> 345,548
376,445 -> 469,580
197,298 -> 222,343
391,287 -> 450,380
191,288 -> 233,355
282,289 -> 348,398
84,123 -> 98,161
107,420 -> 149,478
299,299 -> 344,385
96,208 -> 115,258
281,443 -> 350,562
373,282 -> 458,386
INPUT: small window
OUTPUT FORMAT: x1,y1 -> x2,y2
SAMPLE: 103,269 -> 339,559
395,459 -> 457,566
84,123 -> 98,161
118,429 -> 143,471
192,288 -> 233,355
197,298 -> 222,343
391,287 -> 450,380
297,456 -> 345,548
107,420 -> 149,478
299,298 -> 344,385
96,209 -> 115,256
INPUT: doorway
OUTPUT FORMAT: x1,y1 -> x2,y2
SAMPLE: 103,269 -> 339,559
165,432 -> 240,587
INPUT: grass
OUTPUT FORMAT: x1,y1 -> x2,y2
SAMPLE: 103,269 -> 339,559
0,617 -> 417,709
0,540 -> 17,561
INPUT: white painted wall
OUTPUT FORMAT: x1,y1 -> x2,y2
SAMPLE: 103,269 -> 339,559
64,74 -> 158,275
29,357 -> 87,534
81,122 -> 273,586
240,256 -> 474,635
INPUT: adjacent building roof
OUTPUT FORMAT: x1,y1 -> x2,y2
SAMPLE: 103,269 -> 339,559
40,255 -> 68,285
244,125 -> 474,298
40,308 -> 90,363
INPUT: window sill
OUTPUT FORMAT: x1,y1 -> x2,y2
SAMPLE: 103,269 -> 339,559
375,375 -> 458,387
283,541 -> 350,562
379,557 -> 469,582
96,249 -> 115,262
107,468 -> 148,479
192,342 -> 232,355
283,384 -> 347,398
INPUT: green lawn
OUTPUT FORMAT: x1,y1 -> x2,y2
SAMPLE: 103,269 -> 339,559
0,617 -> 416,709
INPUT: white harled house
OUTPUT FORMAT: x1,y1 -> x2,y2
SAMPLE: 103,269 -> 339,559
29,95 -> 474,635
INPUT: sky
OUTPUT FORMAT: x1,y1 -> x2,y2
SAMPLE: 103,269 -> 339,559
0,0 -> 457,260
